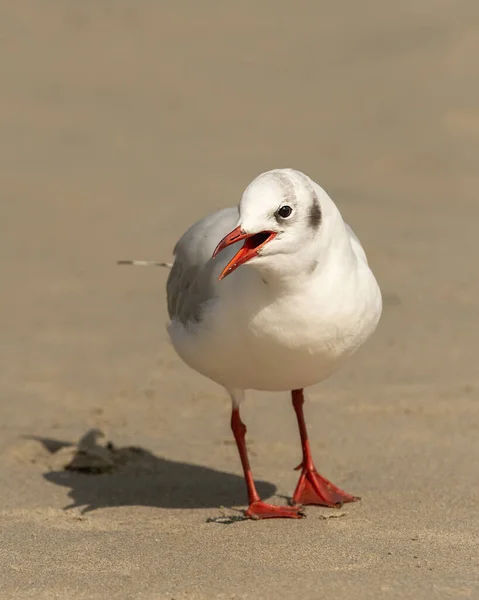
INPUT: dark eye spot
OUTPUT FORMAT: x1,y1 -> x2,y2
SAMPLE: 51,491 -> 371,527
276,205 -> 293,219
308,195 -> 322,229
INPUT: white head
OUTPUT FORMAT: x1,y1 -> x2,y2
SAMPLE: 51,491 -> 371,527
213,168 -> 348,281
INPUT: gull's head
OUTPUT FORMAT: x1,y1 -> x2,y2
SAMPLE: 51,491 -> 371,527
213,168 -> 341,280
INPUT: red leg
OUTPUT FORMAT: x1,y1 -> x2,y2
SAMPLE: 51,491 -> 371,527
291,389 -> 359,507
231,407 -> 304,519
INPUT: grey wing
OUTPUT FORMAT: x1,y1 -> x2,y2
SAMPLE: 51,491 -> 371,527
167,207 -> 239,325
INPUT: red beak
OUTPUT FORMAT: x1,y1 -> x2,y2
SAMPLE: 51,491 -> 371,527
212,226 -> 277,280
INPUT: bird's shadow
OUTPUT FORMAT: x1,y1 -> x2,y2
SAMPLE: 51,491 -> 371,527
34,430 -> 276,514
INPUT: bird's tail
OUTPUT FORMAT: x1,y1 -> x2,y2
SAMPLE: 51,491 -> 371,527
117,259 -> 173,269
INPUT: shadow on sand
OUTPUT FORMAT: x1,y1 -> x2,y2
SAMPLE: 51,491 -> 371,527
33,430 -> 276,514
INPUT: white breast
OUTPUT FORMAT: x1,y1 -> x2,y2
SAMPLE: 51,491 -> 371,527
168,257 -> 382,392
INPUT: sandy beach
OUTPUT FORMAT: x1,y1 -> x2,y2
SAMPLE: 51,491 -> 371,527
1,1 -> 478,598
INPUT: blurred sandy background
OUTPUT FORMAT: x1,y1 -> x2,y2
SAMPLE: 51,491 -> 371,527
1,1 -> 478,598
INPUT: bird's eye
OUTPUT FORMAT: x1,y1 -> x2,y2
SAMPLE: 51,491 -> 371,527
277,205 -> 293,219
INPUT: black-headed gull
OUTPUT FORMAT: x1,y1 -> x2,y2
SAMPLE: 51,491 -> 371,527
166,168 -> 382,519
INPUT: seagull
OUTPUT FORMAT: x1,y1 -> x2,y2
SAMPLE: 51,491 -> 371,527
166,168 -> 382,519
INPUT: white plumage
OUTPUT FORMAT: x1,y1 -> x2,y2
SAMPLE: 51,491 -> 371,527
166,168 -> 382,519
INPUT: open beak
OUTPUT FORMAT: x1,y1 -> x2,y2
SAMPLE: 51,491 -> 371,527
212,225 -> 277,280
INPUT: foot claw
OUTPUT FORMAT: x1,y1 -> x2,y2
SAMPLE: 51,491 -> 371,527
245,501 -> 305,520
292,467 -> 359,507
